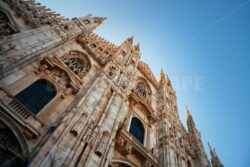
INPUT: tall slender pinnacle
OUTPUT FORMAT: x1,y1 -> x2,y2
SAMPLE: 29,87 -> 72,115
208,142 -> 212,152
186,105 -> 191,120
186,105 -> 197,133
208,143 -> 224,167
121,36 -> 133,46
133,43 -> 140,52
159,68 -> 166,83
127,36 -> 133,44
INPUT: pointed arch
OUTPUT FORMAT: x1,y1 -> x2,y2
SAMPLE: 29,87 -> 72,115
0,112 -> 29,166
110,156 -> 139,167
129,117 -> 145,144
15,79 -> 57,114
63,50 -> 91,78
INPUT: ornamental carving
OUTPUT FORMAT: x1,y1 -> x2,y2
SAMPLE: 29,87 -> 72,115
95,131 -> 110,157
62,51 -> 91,78
38,52 -> 90,93
77,33 -> 118,66
70,112 -> 88,136
3,0 -> 67,28
136,82 -> 147,98
82,122 -> 97,146
137,61 -> 158,87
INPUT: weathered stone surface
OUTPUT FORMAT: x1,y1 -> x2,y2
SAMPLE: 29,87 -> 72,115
0,1 -> 223,167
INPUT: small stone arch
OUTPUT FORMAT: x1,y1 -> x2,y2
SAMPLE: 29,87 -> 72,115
110,156 -> 139,167
0,111 -> 30,166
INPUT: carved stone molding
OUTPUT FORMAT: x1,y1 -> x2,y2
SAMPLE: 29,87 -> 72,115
39,55 -> 84,93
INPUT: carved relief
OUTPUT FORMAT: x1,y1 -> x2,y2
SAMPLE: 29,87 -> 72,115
62,50 -> 91,78
39,51 -> 91,94
77,33 -> 118,66
82,122 -> 97,147
70,112 -> 88,136
137,61 -> 158,87
3,0 -> 67,28
95,131 -> 110,157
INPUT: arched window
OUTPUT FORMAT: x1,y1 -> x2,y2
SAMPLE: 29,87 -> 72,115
63,51 -> 90,78
136,82 -> 147,98
129,117 -> 145,144
0,115 -> 29,166
15,79 -> 56,114
64,57 -> 85,76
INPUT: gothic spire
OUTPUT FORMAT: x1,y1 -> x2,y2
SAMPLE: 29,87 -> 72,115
93,16 -> 107,25
133,43 -> 140,53
121,36 -> 133,47
159,68 -> 166,83
186,105 -> 197,132
186,105 -> 191,120
208,143 -> 224,167
126,36 -> 133,45
77,15 -> 107,31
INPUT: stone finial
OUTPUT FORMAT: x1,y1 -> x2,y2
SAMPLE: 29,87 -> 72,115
93,16 -> 107,25
208,143 -> 224,167
126,36 -> 133,45
186,105 -> 191,120
159,68 -> 166,83
133,43 -> 140,52
208,142 -> 212,151
121,36 -> 133,47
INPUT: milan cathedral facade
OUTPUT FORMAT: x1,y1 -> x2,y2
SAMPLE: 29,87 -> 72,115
0,0 -> 224,167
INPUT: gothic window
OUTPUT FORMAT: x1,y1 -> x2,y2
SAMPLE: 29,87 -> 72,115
0,120 -> 28,166
63,51 -> 90,78
64,57 -> 85,76
136,82 -> 147,98
129,117 -> 145,144
15,79 -> 56,115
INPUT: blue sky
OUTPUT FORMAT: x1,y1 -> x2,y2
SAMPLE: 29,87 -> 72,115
38,0 -> 250,166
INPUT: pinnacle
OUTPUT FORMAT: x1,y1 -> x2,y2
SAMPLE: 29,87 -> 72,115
186,105 -> 193,121
134,43 -> 140,52
127,36 -> 133,44
159,68 -> 166,83
208,142 -> 212,151
93,16 -> 107,24
122,36 -> 133,46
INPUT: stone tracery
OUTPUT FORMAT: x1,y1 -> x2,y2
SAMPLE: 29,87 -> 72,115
63,51 -> 91,78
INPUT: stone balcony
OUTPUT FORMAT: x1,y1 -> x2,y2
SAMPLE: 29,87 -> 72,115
0,88 -> 43,138
115,128 -> 159,167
